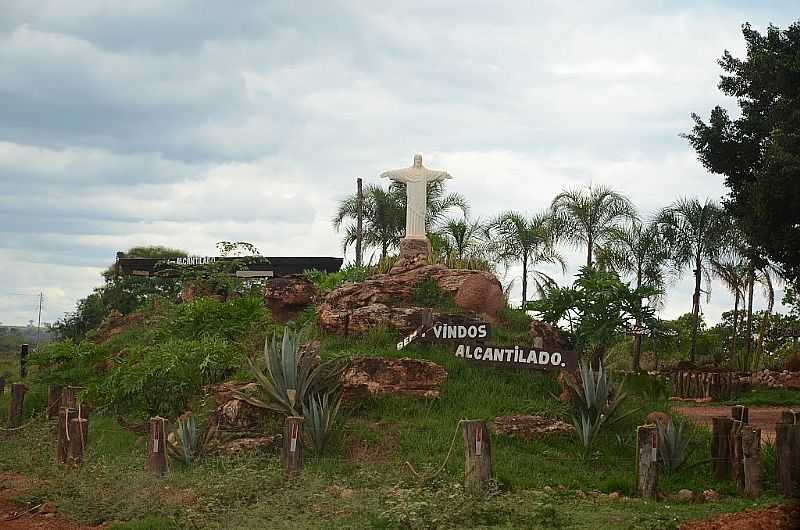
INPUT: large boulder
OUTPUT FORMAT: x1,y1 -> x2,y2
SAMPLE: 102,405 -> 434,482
264,276 -> 316,322
317,260 -> 503,336
342,357 -> 447,400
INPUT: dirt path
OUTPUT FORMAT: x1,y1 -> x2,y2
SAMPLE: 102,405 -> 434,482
681,503 -> 800,529
0,473 -> 101,529
673,406 -> 794,442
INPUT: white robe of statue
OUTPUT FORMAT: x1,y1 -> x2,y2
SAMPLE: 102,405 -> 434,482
380,154 -> 452,239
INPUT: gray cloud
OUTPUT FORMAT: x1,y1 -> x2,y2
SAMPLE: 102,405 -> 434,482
0,1 -> 796,325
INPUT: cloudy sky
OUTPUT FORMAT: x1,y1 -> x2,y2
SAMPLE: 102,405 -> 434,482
0,1 -> 796,326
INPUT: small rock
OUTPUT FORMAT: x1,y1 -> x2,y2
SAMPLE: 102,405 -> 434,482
675,489 -> 694,502
340,488 -> 354,499
543,486 -> 554,493
38,502 -> 57,514
575,489 -> 586,498
608,492 -> 622,500
588,490 -> 600,498
703,489 -> 720,502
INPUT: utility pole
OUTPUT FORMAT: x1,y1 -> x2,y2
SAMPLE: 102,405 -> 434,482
36,292 -> 43,348
356,177 -> 364,267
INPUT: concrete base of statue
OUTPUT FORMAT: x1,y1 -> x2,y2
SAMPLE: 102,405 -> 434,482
398,237 -> 432,262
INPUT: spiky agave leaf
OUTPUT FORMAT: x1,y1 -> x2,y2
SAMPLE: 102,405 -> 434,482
304,392 -> 342,453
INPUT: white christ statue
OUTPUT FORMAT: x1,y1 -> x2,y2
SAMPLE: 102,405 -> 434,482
380,154 -> 452,239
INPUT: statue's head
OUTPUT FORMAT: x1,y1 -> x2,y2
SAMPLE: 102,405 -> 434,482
413,153 -> 423,168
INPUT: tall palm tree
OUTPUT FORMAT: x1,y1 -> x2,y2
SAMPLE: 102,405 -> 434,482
551,184 -> 636,268
657,198 -> 731,362
596,220 -> 670,371
492,211 -> 566,307
333,184 -> 404,259
712,257 -> 748,362
436,217 -> 490,261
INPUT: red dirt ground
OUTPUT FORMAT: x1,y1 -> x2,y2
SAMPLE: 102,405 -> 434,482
680,503 -> 800,530
673,406 -> 793,442
0,473 -> 102,529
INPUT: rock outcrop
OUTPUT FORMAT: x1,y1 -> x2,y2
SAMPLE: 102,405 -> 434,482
317,259 -> 503,336
492,415 -> 574,438
263,275 -> 316,322
342,357 -> 447,400
530,320 -> 570,350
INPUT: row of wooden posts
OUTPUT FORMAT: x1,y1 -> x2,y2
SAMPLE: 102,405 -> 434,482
4,383 -> 799,497
670,370 -> 739,400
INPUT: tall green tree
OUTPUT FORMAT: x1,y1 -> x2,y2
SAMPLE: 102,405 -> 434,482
551,184 -> 636,268
712,257 -> 748,362
685,22 -> 800,282
597,220 -> 670,370
492,211 -> 566,307
657,199 -> 731,362
333,184 -> 405,260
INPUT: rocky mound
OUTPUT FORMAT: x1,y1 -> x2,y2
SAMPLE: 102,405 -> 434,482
317,257 -> 503,336
342,357 -> 447,399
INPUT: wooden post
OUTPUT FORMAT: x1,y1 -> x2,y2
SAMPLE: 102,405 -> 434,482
0,376 -> 5,396
776,419 -> 800,497
730,420 -> 745,492
47,384 -> 63,419
78,404 -> 90,443
61,386 -> 83,409
711,416 -> 733,480
636,425 -> 658,499
148,417 -> 168,475
355,177 -> 364,268
781,410 -> 799,425
732,405 -> 749,424
68,418 -> 87,467
19,344 -> 28,378
741,426 -> 761,497
8,383 -> 26,428
56,407 -> 78,464
282,416 -> 304,477
462,420 -> 491,495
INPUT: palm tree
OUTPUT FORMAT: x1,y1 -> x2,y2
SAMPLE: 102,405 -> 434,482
712,257 -> 748,362
596,220 -> 670,371
551,184 -> 636,268
436,216 -> 490,262
333,184 -> 404,260
492,211 -> 566,307
657,199 -> 731,362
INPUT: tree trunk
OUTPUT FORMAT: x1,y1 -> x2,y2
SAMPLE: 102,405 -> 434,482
732,292 -> 739,361
586,235 -> 593,268
690,257 -> 702,363
746,265 -> 755,357
632,271 -> 643,372
521,256 -> 528,310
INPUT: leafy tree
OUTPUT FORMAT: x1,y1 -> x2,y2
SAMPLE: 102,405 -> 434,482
432,216 -> 493,270
390,180 -> 469,232
529,267 -> 659,366
685,22 -> 800,282
712,257 -> 748,361
597,220 -> 670,370
492,211 -> 565,306
657,198 -> 731,362
333,184 -> 404,259
551,184 -> 636,268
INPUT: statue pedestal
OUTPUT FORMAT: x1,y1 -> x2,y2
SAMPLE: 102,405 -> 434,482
398,237 -> 432,262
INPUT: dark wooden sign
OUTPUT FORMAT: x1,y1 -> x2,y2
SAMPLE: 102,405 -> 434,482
454,343 -> 579,373
115,255 -> 343,278
396,314 -> 491,351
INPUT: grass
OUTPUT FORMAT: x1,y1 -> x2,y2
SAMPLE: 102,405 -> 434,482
723,386 -> 800,407
0,319 -> 794,528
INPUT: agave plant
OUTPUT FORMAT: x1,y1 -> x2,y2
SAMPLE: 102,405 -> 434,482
304,392 -> 342,453
167,414 -> 216,466
565,362 -> 635,456
657,418 -> 693,474
234,325 -> 342,417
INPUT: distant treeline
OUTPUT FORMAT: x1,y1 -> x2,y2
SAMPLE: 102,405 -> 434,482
0,325 -> 54,354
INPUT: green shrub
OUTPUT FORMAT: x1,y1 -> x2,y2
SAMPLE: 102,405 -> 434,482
165,295 -> 266,341
411,278 -> 458,311
29,339 -> 105,386
95,336 -> 241,417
